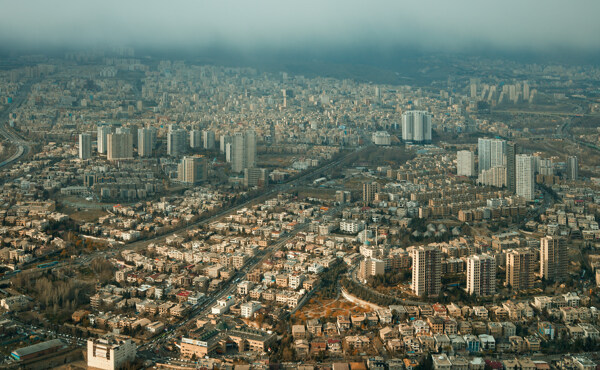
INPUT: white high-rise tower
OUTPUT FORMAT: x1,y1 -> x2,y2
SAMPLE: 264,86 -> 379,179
478,138 -> 506,173
466,254 -> 496,296
516,154 -> 535,200
231,130 -> 257,173
97,125 -> 111,154
457,150 -> 475,177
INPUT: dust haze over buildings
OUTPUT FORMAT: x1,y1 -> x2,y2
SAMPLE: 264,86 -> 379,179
1,0 -> 600,73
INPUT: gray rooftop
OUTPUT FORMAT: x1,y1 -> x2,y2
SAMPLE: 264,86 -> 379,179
11,339 -> 64,358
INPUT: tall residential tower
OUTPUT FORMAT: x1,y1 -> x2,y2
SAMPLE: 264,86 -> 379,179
540,236 -> 567,282
79,133 -> 92,160
478,138 -> 506,173
516,154 -> 535,200
466,254 -> 496,296
411,246 -> 441,297
567,156 -> 578,181
506,248 -> 535,291
97,125 -> 111,154
457,150 -> 475,177
107,133 -> 133,161
231,130 -> 256,173
401,111 -> 432,144
506,142 -> 518,193
137,128 -> 153,157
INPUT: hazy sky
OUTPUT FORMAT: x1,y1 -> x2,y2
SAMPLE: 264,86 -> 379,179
1,0 -> 599,55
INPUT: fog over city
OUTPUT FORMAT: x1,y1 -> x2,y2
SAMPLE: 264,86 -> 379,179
1,0 -> 600,55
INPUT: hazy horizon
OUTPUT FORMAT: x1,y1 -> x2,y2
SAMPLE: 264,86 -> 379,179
1,0 -> 599,59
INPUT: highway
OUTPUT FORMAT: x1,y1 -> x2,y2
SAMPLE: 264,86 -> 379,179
0,81 -> 33,168
118,143 -> 372,253
2,142 -> 372,280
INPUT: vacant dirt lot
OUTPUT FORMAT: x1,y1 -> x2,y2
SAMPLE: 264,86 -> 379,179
294,296 -> 372,321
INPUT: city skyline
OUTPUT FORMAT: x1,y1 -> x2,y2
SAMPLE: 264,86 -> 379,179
0,2 -> 599,368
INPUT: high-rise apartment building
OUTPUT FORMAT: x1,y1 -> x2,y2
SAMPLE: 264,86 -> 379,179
411,246 -> 441,297
79,133 -> 92,159
106,133 -> 133,161
478,138 -> 506,173
225,143 -> 232,163
478,138 -> 489,172
466,254 -> 496,296
567,156 -> 578,181
177,156 -> 208,184
490,140 -> 506,168
137,128 -> 153,157
516,154 -> 535,200
231,132 -> 246,173
540,236 -> 567,282
167,129 -> 188,156
190,130 -> 202,149
129,124 -> 139,148
269,122 -> 277,144
115,126 -> 137,148
244,130 -> 256,169
536,158 -> 554,176
203,130 -> 216,150
506,248 -> 535,290
470,82 -> 478,98
401,111 -> 432,144
149,127 -> 157,149
231,130 -> 256,172
97,125 -> 111,154
362,181 -> 380,204
457,150 -> 475,177
506,142 -> 518,193
220,134 -> 232,153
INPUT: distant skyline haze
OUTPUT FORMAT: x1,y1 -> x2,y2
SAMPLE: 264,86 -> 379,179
0,0 -> 598,56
